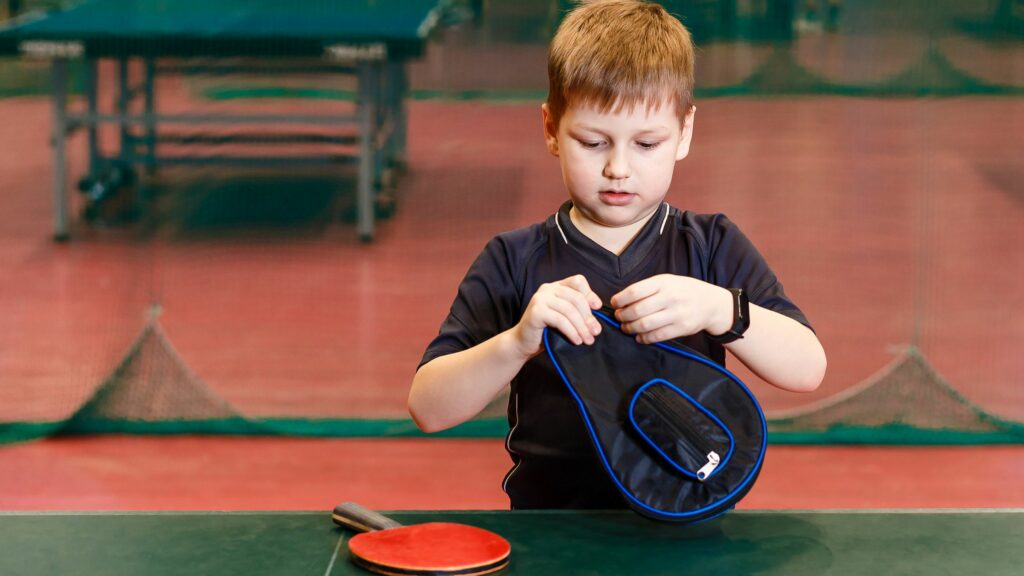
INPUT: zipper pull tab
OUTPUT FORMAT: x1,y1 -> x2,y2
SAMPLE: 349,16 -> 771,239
696,451 -> 720,482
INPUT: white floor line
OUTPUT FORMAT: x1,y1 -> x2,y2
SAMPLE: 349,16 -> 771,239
324,533 -> 347,576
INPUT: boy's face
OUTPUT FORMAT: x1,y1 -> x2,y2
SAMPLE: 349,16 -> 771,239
543,98 -> 695,231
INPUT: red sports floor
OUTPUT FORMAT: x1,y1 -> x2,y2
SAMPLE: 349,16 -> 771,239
2,438 -> 1023,510
0,79 -> 1022,509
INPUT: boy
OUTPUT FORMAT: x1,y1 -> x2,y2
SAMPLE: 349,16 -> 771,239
409,0 -> 826,509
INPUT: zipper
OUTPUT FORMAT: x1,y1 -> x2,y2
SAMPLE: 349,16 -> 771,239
637,385 -> 730,480
696,451 -> 720,481
643,387 -> 722,457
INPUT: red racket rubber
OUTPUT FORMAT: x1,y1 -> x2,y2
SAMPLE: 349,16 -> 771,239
332,503 -> 511,576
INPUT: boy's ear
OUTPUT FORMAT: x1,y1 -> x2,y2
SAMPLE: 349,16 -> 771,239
541,103 -> 559,157
675,106 -> 696,161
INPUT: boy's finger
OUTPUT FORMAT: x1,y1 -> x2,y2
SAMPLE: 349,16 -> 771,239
543,301 -> 585,345
559,274 -> 590,292
560,275 -> 592,300
551,316 -> 585,345
620,309 -> 673,337
610,277 -> 661,308
614,297 -> 662,323
560,275 -> 603,310
555,283 -> 600,329
548,297 -> 594,344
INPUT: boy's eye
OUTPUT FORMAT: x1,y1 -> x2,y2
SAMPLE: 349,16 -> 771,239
637,141 -> 661,150
579,140 -> 604,149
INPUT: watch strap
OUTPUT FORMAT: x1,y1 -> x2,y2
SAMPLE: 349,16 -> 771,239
706,288 -> 750,344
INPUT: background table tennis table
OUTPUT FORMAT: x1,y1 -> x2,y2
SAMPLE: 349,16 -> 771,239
0,0 -> 458,240
1,509 -> 1021,574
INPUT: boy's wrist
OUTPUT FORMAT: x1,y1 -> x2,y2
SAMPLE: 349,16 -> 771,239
707,286 -> 737,337
502,326 -> 542,362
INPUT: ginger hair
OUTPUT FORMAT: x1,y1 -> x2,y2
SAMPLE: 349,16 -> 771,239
547,0 -> 696,127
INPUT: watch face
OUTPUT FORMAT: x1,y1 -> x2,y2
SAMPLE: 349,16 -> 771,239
707,288 -> 749,344
734,289 -> 750,334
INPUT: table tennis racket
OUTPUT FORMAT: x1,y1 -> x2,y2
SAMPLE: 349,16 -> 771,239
332,502 -> 511,576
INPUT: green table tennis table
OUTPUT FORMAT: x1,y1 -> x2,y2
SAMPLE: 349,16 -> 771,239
0,0 -> 459,241
1,509 -> 1021,574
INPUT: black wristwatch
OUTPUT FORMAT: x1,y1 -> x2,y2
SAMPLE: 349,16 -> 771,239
706,288 -> 749,344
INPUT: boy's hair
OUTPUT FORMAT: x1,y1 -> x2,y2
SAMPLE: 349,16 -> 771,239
547,0 -> 695,127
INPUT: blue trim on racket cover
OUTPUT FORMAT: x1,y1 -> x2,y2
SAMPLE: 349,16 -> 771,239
628,378 -> 736,481
543,309 -> 767,522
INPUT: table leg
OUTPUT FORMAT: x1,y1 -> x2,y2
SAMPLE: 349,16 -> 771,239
356,61 -> 379,242
86,58 -> 100,177
396,61 -> 408,168
117,57 -> 131,166
51,59 -> 69,241
144,57 -> 156,175
373,63 -> 386,192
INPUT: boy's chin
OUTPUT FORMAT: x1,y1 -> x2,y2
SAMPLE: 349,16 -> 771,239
588,209 -> 658,229
572,200 -> 663,229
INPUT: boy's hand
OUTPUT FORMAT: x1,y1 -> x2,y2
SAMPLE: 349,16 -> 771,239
611,274 -> 732,344
511,275 -> 602,357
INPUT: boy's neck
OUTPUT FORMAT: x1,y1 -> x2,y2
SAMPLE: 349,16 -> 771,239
568,204 -> 660,256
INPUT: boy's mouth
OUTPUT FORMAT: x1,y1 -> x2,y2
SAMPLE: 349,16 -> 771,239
599,190 -> 634,205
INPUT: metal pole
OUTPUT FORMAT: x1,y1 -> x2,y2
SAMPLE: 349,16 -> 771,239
356,61 -> 378,242
144,57 -> 156,174
51,59 -> 69,240
117,57 -> 130,166
86,58 -> 100,177
391,60 -> 408,169
373,64 -> 386,189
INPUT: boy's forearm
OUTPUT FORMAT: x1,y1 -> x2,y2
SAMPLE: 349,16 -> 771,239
408,330 -> 532,433
725,304 -> 827,393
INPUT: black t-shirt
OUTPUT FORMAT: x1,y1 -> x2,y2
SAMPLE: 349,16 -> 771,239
420,201 -> 811,509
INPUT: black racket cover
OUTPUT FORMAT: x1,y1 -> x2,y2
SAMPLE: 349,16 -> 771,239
544,309 -> 767,523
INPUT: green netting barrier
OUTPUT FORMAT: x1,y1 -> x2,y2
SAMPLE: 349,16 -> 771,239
194,43 -> 1024,103
2,316 -> 1021,445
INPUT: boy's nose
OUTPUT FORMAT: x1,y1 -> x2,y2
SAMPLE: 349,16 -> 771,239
602,150 -> 630,180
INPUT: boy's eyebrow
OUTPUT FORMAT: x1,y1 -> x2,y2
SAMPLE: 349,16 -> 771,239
572,125 -> 672,137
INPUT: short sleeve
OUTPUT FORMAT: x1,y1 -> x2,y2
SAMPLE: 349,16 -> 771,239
419,236 -> 524,368
705,215 -> 813,332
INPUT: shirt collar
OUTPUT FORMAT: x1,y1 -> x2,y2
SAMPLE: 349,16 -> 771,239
553,201 -> 670,278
